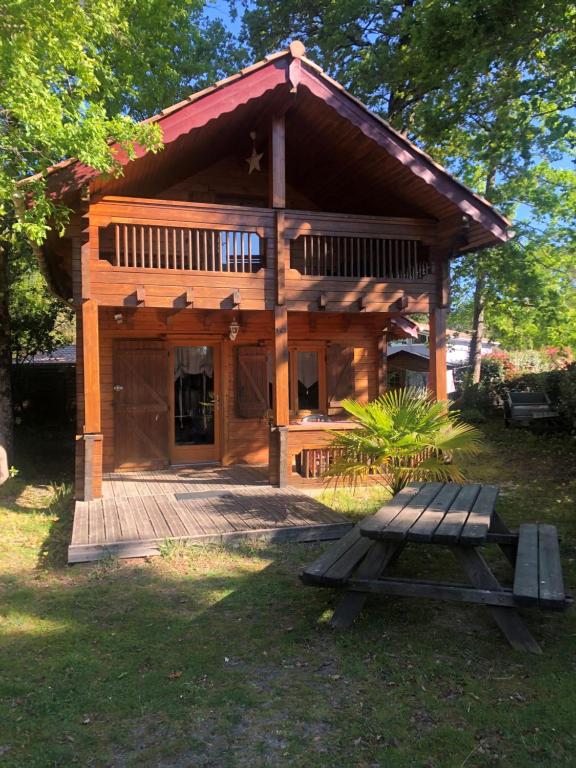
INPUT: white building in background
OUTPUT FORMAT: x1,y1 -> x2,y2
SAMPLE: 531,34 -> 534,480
387,324 -> 500,394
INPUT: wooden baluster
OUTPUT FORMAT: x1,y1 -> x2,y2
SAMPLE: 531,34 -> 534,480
114,224 -> 120,266
303,236 -> 308,275
162,228 -> 167,270
129,225 -> 135,268
122,224 -> 128,268
248,233 -> 252,272
202,230 -> 207,271
194,230 -> 199,270
179,229 -> 184,270
186,230 -> 192,270
147,227 -> 152,269
139,226 -> 144,269
211,231 -> 216,271
170,229 -> 176,269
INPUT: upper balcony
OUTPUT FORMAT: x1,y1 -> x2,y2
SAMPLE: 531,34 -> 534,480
87,196 -> 437,313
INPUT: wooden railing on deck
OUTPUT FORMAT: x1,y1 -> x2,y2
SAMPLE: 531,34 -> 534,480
99,223 -> 264,273
295,447 -> 347,479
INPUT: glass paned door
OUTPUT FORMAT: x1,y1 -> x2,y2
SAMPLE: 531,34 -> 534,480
171,344 -> 220,463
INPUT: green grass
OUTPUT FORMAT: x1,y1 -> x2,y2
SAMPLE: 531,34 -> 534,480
0,423 -> 575,767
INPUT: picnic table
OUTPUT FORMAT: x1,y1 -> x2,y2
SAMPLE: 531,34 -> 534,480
301,483 -> 572,654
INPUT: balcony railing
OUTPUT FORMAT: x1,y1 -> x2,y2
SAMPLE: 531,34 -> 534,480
99,223 -> 265,273
290,234 -> 429,280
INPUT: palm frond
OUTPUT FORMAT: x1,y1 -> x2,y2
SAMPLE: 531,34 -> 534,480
325,388 -> 483,492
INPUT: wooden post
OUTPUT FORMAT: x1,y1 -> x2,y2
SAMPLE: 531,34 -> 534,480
429,249 -> 449,402
269,115 -> 286,209
79,298 -> 103,500
377,332 -> 388,395
269,114 -> 290,485
74,215 -> 103,501
429,308 -> 447,401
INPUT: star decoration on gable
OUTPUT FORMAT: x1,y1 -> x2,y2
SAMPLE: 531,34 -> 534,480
245,131 -> 263,174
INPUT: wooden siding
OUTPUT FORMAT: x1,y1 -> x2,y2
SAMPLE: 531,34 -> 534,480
98,307 -> 389,474
88,197 -> 437,314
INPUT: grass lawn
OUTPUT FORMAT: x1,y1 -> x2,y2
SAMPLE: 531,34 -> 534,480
0,423 -> 575,767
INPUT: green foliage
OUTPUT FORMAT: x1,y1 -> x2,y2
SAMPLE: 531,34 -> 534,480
325,388 -> 483,495
8,237 -> 74,362
1,0 -> 238,242
241,0 -> 576,351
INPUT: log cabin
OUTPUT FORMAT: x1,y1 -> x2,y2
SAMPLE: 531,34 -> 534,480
33,41 -> 512,502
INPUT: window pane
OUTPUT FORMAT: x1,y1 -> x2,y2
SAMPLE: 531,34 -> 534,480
297,351 -> 319,410
173,346 -> 215,445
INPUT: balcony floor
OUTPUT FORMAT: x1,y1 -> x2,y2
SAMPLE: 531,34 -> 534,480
69,465 -> 352,563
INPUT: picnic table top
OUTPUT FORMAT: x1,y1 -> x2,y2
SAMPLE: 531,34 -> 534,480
359,482 -> 499,546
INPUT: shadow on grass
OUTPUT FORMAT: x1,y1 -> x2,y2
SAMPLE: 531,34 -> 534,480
36,484 -> 75,571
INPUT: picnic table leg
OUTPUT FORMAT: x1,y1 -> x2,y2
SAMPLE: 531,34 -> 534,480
451,546 -> 542,654
489,510 -> 518,567
331,541 -> 403,629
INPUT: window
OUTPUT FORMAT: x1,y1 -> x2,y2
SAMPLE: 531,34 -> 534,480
289,348 -> 326,414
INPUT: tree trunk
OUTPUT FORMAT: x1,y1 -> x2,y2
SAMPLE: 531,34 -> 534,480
0,245 -> 13,483
467,170 -> 496,386
468,268 -> 487,384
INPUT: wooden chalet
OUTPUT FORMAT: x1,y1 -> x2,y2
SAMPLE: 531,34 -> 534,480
35,42 -> 512,514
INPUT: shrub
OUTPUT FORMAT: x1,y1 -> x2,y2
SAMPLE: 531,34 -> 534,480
324,388 -> 483,496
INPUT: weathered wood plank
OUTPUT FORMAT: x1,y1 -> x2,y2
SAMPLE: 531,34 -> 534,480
378,482 -> 444,540
71,501 -> 90,545
538,524 -> 565,610
301,526 -> 363,583
433,484 -> 481,543
348,577 -> 519,607
407,483 -> 461,542
513,524 -> 539,606
359,483 -> 424,538
459,485 -> 499,545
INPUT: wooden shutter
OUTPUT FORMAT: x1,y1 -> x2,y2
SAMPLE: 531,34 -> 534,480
327,344 -> 356,411
236,346 -> 269,418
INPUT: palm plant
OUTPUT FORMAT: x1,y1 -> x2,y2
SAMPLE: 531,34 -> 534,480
325,388 -> 483,495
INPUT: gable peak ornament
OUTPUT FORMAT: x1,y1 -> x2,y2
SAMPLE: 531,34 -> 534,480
245,131 -> 263,174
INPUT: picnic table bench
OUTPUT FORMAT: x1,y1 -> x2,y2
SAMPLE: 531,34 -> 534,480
301,483 -> 572,654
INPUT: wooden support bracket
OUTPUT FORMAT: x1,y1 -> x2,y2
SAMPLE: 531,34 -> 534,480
391,295 -> 408,312
136,286 -> 146,305
233,289 -> 241,308
318,293 -> 328,310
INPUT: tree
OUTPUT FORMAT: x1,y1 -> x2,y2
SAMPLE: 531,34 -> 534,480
0,0 -> 238,482
240,0 -> 576,369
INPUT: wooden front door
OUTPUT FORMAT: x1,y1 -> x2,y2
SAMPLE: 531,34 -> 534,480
113,341 -> 169,470
170,343 -> 222,464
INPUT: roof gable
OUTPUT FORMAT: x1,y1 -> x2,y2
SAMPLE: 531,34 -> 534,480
35,42 -> 511,250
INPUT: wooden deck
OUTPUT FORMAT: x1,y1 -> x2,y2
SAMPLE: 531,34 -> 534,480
69,465 -> 352,563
